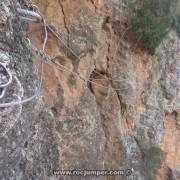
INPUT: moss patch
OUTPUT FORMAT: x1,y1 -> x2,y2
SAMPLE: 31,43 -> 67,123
142,146 -> 165,180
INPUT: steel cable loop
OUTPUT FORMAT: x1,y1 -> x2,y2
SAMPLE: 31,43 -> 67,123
0,3 -> 130,107
0,88 -> 6,99
26,6 -> 131,92
0,54 -> 13,99
26,7 -> 130,92
0,9 -> 47,108
20,5 -> 129,91
0,63 -> 13,88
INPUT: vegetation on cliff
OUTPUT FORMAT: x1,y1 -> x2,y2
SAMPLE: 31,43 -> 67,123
131,0 -> 178,54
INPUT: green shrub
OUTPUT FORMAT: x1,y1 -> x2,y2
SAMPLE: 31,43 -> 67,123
142,146 -> 165,180
131,0 -> 177,54
172,13 -> 180,37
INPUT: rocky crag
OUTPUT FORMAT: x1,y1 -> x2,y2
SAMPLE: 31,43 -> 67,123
0,0 -> 179,179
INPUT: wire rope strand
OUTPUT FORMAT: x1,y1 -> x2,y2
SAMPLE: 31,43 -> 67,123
0,8 -> 47,108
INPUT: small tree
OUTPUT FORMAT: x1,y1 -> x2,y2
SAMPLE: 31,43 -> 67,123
131,0 -> 177,54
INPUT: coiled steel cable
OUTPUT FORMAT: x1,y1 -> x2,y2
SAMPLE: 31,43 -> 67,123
0,10 -> 46,108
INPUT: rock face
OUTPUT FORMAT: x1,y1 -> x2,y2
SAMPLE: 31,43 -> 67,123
0,0 -> 179,179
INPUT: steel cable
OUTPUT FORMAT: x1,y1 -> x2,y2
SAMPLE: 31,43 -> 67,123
0,8 -> 46,108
